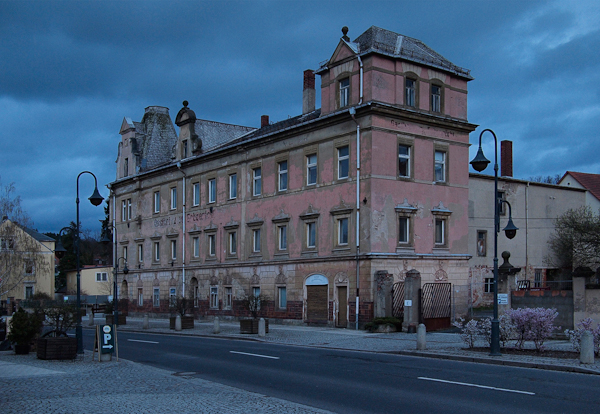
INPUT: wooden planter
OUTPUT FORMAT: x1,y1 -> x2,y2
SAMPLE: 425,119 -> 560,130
239,319 -> 269,334
170,315 -> 195,329
37,337 -> 77,360
105,314 -> 127,325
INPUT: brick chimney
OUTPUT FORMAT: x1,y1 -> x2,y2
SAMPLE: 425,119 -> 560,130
303,69 -> 316,115
261,115 -> 269,128
501,140 -> 513,177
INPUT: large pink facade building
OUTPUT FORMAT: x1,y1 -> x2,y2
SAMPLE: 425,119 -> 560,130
109,26 -> 476,326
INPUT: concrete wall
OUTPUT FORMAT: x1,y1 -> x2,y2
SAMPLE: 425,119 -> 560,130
511,290 -> 573,330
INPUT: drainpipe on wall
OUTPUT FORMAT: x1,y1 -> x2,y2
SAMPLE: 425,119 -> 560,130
112,193 -> 116,296
349,106 -> 360,330
525,182 -> 529,281
177,162 -> 187,298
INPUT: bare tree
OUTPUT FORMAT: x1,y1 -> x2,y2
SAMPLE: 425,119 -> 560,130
528,175 -> 561,185
547,206 -> 600,272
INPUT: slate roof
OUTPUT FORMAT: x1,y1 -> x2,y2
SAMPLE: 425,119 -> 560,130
561,171 -> 600,202
193,119 -> 256,153
135,106 -> 178,171
319,26 -> 472,79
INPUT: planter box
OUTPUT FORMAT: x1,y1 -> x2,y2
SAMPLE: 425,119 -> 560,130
105,314 -> 127,325
239,319 -> 269,334
170,315 -> 195,330
37,337 -> 77,360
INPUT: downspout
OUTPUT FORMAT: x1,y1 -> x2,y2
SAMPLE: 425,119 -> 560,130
177,162 -> 187,298
112,193 -> 116,296
350,106 -> 361,330
525,182 -> 529,281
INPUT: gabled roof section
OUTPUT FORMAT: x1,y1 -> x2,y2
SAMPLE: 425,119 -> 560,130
318,26 -> 472,79
119,117 -> 135,134
1,218 -> 55,243
560,171 -> 600,202
193,119 -> 257,153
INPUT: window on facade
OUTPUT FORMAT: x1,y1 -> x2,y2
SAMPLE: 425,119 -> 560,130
208,234 -> 216,257
96,272 -> 108,282
123,246 -> 128,262
278,225 -> 287,251
182,140 -> 188,159
307,154 -> 317,186
431,84 -> 441,113
127,199 -> 132,220
434,150 -> 446,182
122,200 -> 127,221
253,286 -> 261,298
253,167 -> 262,196
278,161 -> 288,192
399,145 -> 411,178
138,244 -> 143,263
170,240 -> 177,261
1,238 -> 15,250
405,78 -> 416,107
228,231 -> 237,255
224,286 -> 232,309
338,146 -> 349,179
193,182 -> 200,206
169,287 -> 176,306
25,261 -> 34,275
154,191 -> 160,213
534,269 -> 542,288
208,179 -> 216,203
435,218 -> 446,246
124,158 -> 129,177
278,286 -> 287,309
154,242 -> 160,262
153,287 -> 160,307
338,217 -> 349,246
399,217 -> 409,244
229,173 -> 237,199
497,190 -> 506,216
25,286 -> 33,299
171,187 -> 177,210
339,77 -> 350,107
210,286 -> 218,309
307,222 -> 316,248
484,278 -> 494,293
138,288 -> 144,307
193,237 -> 200,258
253,229 -> 261,253
477,230 -> 487,257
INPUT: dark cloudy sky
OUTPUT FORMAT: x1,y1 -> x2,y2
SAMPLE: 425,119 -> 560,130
1,0 -> 599,233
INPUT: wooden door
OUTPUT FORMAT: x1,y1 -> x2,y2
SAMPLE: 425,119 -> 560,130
306,285 -> 328,324
337,286 -> 347,327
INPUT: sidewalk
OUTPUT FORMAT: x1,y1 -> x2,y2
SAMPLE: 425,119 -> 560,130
95,315 -> 600,375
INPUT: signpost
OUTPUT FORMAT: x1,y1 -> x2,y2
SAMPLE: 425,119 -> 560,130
94,324 -> 118,361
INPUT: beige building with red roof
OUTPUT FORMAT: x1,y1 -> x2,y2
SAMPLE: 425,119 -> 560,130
559,171 -> 600,211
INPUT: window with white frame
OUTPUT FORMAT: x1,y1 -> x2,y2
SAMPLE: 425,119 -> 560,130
306,221 -> 316,248
192,182 -> 200,206
405,78 -> 416,107
228,231 -> 237,255
278,225 -> 287,251
127,199 -> 132,220
207,233 -> 216,257
278,161 -> 288,192
431,84 -> 441,113
138,244 -> 143,263
208,178 -> 216,203
337,217 -> 349,246
192,236 -> 200,258
306,154 -> 317,186
1,238 -> 15,250
210,286 -> 218,308
25,286 -> 33,299
170,187 -> 177,210
138,288 -> 143,306
434,150 -> 446,182
484,278 -> 494,293
224,286 -> 232,309
122,200 -> 127,221
477,230 -> 487,257
153,191 -> 160,213
170,240 -> 177,260
123,246 -> 128,262
399,145 -> 411,178
399,216 -> 410,244
339,77 -> 350,108
153,287 -> 160,307
229,173 -> 237,199
153,242 -> 160,262
253,167 -> 261,196
435,218 -> 446,246
124,158 -> 129,177
182,140 -> 188,158
96,272 -> 108,282
278,286 -> 287,309
253,229 -> 261,253
337,145 -> 349,179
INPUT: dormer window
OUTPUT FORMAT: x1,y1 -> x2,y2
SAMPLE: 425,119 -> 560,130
339,78 -> 350,108
431,84 -> 441,113
405,78 -> 416,107
124,158 -> 129,177
182,140 -> 188,159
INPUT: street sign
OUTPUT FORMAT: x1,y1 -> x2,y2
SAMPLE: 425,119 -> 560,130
101,324 -> 115,354
497,294 -> 508,305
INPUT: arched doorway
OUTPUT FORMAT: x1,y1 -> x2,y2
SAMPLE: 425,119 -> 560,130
305,274 -> 329,324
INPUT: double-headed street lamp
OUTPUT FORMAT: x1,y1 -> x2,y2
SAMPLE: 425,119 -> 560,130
101,225 -> 128,325
470,129 -> 519,356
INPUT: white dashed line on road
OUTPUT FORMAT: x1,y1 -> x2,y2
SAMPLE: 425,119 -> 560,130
230,351 -> 280,360
418,377 -> 535,395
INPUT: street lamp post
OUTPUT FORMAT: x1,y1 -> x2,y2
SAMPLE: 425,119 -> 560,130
470,129 -> 518,356
74,171 -> 104,354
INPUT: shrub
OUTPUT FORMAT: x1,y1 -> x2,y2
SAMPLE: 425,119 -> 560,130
365,317 -> 403,332
505,307 -> 559,351
565,318 -> 600,356
453,318 -> 480,348
8,308 -> 42,345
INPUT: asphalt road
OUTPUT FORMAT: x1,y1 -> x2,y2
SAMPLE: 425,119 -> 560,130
83,330 -> 600,414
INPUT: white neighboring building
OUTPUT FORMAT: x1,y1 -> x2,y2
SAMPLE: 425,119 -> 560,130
558,171 -> 600,211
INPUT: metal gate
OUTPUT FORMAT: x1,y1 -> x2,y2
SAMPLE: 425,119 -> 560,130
392,281 -> 405,319
420,283 -> 451,331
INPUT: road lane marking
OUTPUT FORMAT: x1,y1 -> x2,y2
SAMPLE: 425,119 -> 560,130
418,377 -> 535,395
127,339 -> 159,344
230,351 -> 280,360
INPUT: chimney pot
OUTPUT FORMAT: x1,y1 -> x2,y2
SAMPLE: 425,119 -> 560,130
261,115 -> 269,128
302,70 -> 316,114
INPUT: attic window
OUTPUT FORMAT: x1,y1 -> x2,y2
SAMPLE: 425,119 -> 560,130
182,140 -> 188,159
339,78 -> 350,108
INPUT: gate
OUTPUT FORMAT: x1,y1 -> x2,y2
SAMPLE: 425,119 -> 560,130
420,283 -> 451,331
392,282 -> 405,319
